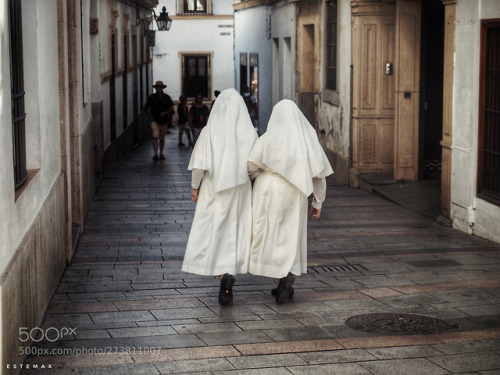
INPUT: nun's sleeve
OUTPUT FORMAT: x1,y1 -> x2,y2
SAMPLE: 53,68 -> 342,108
312,176 -> 326,209
247,161 -> 262,181
191,168 -> 204,189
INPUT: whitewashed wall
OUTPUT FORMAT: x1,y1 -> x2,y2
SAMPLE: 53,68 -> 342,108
0,0 -> 62,275
270,0 -> 295,103
451,0 -> 500,243
152,0 -> 234,102
234,4 -> 272,133
317,0 -> 352,184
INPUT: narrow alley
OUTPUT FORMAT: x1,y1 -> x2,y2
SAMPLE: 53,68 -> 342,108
22,131 -> 500,374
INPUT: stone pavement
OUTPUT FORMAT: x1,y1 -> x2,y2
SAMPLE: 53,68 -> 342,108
22,131 -> 500,374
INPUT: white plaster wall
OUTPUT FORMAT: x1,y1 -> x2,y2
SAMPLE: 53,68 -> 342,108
318,0 -> 351,160
152,0 -> 234,102
0,0 -> 62,275
234,5 -> 272,132
271,0 -> 295,102
451,0 -> 500,243
0,0 -> 14,265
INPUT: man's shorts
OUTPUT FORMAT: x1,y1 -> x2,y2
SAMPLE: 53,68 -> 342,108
178,122 -> 190,135
151,121 -> 168,139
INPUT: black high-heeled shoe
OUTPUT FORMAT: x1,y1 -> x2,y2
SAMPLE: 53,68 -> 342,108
275,273 -> 295,304
219,273 -> 235,306
271,286 -> 294,300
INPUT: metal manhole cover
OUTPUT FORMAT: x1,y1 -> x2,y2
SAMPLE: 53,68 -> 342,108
345,313 -> 458,335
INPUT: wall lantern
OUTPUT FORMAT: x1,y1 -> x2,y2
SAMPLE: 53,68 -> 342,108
154,7 -> 172,31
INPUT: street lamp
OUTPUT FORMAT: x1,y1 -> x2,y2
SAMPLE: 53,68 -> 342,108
154,7 -> 172,31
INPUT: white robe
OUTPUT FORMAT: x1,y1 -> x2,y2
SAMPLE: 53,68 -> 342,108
181,88 -> 257,276
248,99 -> 333,279
249,169 -> 308,278
181,172 -> 253,275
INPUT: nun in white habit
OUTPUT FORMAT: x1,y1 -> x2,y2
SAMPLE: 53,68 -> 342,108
248,99 -> 333,304
182,88 -> 258,306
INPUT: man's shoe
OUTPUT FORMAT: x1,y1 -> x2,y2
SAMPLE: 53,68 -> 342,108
276,273 -> 295,304
159,154 -> 166,160
219,274 -> 235,306
178,142 -> 185,147
152,155 -> 159,162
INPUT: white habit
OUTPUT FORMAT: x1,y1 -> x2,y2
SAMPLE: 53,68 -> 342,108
182,89 -> 258,276
248,99 -> 334,279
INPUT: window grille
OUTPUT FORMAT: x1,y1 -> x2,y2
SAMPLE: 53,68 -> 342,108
180,0 -> 212,15
478,20 -> 500,205
182,55 -> 210,99
325,1 -> 338,91
9,0 -> 28,189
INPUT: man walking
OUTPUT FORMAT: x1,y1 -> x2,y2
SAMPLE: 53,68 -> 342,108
144,81 -> 174,161
189,93 -> 210,145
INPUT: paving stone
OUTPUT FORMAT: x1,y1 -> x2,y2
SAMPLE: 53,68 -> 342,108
428,352 -> 500,373
287,363 -> 373,374
79,363 -> 160,374
235,318 -> 304,331
212,369 -> 293,375
172,322 -> 242,334
90,310 -> 156,323
297,348 -> 377,364
431,339 -> 500,355
154,358 -> 234,373
365,345 -> 443,359
227,353 -> 306,369
150,307 -> 218,320
262,326 -> 335,342
108,325 -> 176,338
131,334 -> 206,349
197,331 -> 273,346
113,297 -> 203,311
358,358 -> 450,375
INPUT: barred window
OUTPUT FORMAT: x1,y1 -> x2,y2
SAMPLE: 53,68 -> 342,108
478,20 -> 500,205
10,0 -> 27,188
180,0 -> 211,15
325,0 -> 338,91
182,55 -> 210,99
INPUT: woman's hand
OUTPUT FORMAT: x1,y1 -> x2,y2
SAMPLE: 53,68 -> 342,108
310,206 -> 321,220
191,188 -> 199,203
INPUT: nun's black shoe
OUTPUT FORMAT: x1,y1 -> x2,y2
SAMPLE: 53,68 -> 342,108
219,273 -> 235,306
271,287 -> 294,300
275,273 -> 295,304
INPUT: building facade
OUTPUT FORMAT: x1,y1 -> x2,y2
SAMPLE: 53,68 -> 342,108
0,0 -> 157,371
152,0 -> 234,111
234,0 -> 500,243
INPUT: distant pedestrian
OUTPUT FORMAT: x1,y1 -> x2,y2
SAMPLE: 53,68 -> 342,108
177,95 -> 193,148
247,99 -> 333,304
209,90 -> 221,116
144,81 -> 174,161
188,93 -> 210,145
182,88 -> 258,306
241,85 -> 258,129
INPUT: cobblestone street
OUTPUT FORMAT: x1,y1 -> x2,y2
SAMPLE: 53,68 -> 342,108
22,131 -> 500,374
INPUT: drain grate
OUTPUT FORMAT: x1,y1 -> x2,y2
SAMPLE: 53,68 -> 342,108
307,264 -> 365,274
345,313 -> 458,335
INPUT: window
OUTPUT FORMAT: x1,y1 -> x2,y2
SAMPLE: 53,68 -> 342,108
9,0 -> 27,188
325,0 -> 338,91
478,20 -> 500,205
180,0 -> 211,15
182,54 -> 210,99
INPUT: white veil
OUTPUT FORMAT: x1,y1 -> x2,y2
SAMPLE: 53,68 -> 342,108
248,99 -> 333,196
188,88 -> 258,192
